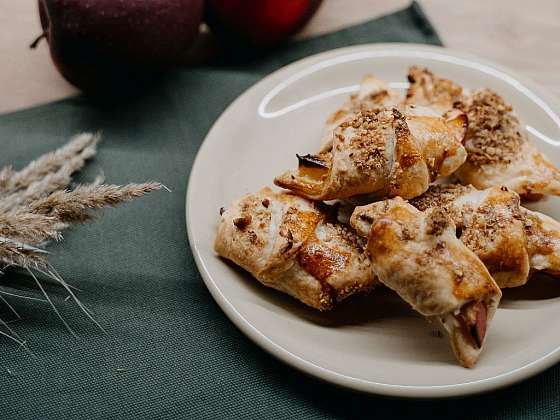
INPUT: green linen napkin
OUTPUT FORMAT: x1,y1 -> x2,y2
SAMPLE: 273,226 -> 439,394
0,3 -> 556,419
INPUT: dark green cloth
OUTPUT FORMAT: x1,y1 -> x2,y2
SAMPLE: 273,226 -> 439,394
0,3 -> 557,419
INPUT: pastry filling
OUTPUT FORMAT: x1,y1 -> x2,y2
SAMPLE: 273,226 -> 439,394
297,240 -> 349,282
296,154 -> 330,181
455,300 -> 488,348
443,109 -> 468,144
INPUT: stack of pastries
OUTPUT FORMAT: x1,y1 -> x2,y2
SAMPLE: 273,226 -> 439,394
214,67 -> 560,368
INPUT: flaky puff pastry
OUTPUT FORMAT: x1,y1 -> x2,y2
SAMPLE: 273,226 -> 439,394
455,90 -> 560,198
321,74 -> 400,147
350,198 -> 501,368
214,187 -> 377,311
406,67 -> 560,199
275,106 -> 467,201
405,66 -> 464,113
521,208 -> 560,276
411,184 -> 530,288
411,184 -> 560,287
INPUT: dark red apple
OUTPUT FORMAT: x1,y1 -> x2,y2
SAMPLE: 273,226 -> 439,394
205,0 -> 322,47
34,0 -> 204,94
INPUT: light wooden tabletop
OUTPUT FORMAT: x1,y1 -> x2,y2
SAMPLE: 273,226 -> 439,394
2,0 -> 559,114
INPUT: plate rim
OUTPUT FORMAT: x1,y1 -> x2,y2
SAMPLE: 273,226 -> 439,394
186,43 -> 560,399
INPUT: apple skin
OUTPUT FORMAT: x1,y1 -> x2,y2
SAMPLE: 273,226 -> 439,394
205,0 -> 322,47
38,0 -> 204,94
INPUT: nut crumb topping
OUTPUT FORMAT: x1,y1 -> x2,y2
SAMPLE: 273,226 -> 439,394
410,184 -> 473,211
324,221 -> 368,255
426,208 -> 450,236
233,215 -> 252,230
457,89 -> 525,166
338,109 -> 392,175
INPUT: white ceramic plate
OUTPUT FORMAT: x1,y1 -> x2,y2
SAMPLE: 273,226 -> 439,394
186,44 -> 560,398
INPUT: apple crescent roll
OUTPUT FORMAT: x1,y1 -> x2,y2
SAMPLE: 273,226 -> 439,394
455,90 -> 560,198
410,183 -> 560,286
406,67 -> 560,199
411,184 -> 530,288
214,187 -> 377,311
350,197 -> 501,368
275,106 -> 467,201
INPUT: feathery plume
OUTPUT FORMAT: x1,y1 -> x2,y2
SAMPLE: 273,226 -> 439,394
0,143 -> 98,212
0,133 -> 162,342
0,132 -> 99,196
0,237 -> 47,269
0,212 -> 60,244
29,182 -> 162,223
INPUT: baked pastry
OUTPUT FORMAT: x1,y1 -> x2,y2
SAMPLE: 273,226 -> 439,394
406,67 -> 560,199
411,184 -> 529,288
214,187 -> 377,311
321,74 -> 400,148
411,183 -> 560,287
405,66 -> 463,113
350,197 -> 501,368
275,106 -> 467,201
520,208 -> 560,276
455,89 -> 560,198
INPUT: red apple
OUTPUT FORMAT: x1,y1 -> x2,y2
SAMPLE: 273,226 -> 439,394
35,0 -> 204,94
205,0 -> 322,47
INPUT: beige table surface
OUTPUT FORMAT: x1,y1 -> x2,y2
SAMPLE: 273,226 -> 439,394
2,0 -> 559,114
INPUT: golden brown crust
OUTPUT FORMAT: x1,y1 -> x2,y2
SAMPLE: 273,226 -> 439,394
406,67 -> 560,197
275,106 -> 466,201
351,198 -> 500,313
276,109 -> 393,200
523,209 -> 560,275
410,184 -> 560,288
214,187 -> 377,311
460,187 -> 529,288
389,109 -> 430,198
456,89 -> 524,166
404,107 -> 468,180
405,66 -> 464,111
276,72 -> 467,201
322,74 -> 400,143
350,198 -> 501,368
410,183 -> 474,212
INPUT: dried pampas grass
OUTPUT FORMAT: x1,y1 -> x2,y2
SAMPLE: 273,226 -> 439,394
0,133 -> 162,346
